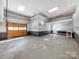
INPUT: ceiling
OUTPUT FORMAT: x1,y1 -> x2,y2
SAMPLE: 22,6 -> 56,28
2,0 -> 79,18
4,0 -> 76,17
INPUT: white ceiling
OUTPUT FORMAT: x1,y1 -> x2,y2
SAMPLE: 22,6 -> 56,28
4,0 -> 79,17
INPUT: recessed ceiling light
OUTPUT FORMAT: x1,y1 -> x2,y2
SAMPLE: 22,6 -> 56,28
48,7 -> 58,13
17,5 -> 25,11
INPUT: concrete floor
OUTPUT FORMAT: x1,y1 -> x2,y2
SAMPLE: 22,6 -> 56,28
0,34 -> 79,59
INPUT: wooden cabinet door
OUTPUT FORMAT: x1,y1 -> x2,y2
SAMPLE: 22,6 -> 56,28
8,22 -> 27,38
8,22 -> 15,38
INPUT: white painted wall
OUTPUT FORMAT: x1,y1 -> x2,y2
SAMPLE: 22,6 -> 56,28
53,20 -> 73,33
7,18 -> 28,24
30,15 -> 48,31
0,0 -> 6,33
45,19 -> 73,34
73,13 -> 79,34
72,4 -> 79,34
27,23 -> 32,31
27,15 -> 73,33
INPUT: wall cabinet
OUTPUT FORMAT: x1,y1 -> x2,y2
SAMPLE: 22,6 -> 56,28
7,22 -> 27,39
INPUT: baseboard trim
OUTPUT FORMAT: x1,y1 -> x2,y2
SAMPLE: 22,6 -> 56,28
0,32 -> 7,40
27,31 -> 51,36
74,32 -> 79,45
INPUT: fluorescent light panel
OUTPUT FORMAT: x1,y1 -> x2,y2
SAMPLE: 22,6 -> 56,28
48,7 -> 58,13
17,5 -> 25,11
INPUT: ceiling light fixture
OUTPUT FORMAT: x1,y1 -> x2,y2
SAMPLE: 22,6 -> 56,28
17,5 -> 25,11
48,7 -> 58,13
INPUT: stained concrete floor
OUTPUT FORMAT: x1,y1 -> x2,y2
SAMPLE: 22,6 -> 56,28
0,34 -> 79,59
